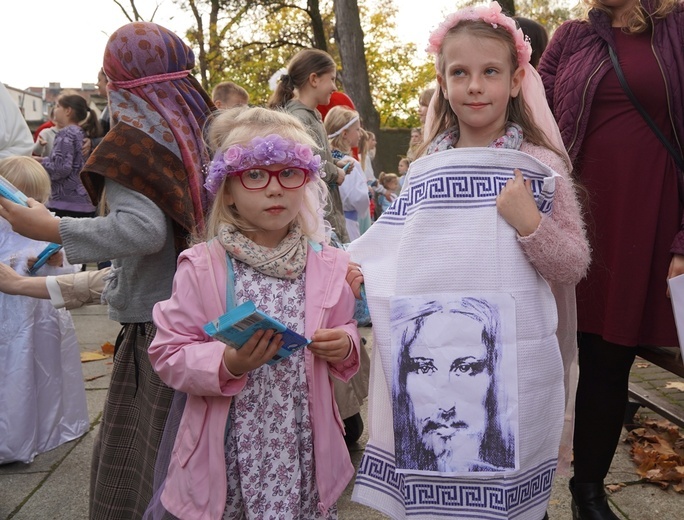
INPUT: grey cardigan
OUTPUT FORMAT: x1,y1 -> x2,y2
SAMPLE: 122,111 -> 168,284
59,179 -> 177,324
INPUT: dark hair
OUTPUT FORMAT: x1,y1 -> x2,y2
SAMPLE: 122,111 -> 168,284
57,94 -> 101,138
514,17 -> 549,69
267,49 -> 336,109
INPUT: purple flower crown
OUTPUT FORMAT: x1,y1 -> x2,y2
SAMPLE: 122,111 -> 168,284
204,134 -> 323,195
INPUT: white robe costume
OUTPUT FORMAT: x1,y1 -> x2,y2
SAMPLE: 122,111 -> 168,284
0,219 -> 88,464
349,148 -> 565,520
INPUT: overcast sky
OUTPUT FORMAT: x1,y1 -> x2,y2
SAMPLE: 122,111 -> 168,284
1,0 -> 460,90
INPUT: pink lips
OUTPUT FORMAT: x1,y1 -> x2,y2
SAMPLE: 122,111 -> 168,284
466,103 -> 488,109
265,206 -> 285,214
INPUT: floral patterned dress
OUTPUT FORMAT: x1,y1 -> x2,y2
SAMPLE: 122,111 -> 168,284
222,260 -> 335,520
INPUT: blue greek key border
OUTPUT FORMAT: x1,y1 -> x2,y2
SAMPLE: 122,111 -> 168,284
381,165 -> 555,225
355,444 -> 556,518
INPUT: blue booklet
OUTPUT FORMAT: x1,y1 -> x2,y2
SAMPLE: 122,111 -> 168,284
28,243 -> 63,275
0,176 -> 29,206
204,300 -> 311,365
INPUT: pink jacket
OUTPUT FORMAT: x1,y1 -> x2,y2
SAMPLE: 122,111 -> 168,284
149,239 -> 360,520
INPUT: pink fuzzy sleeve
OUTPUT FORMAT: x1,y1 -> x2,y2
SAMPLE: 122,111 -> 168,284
518,144 -> 591,285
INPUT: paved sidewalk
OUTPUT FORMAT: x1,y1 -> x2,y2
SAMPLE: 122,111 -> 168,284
1,304 -> 683,519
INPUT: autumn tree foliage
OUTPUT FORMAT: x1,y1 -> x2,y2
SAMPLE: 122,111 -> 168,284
115,0 -> 572,128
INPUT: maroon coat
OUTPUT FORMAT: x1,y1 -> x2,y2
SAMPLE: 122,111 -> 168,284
539,0 -> 684,252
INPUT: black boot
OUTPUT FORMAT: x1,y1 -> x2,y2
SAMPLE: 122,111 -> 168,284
569,478 -> 619,520
343,412 -> 364,445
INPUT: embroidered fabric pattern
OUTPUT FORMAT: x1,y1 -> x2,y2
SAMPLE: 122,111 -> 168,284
426,1 -> 532,66
356,444 -> 556,518
204,134 -> 323,194
379,149 -> 557,225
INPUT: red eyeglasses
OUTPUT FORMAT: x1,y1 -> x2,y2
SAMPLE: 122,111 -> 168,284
231,167 -> 310,190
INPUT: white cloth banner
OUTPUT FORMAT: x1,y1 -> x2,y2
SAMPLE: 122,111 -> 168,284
349,148 -> 566,519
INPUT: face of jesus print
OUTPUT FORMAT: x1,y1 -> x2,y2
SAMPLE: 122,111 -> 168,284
391,295 -> 518,475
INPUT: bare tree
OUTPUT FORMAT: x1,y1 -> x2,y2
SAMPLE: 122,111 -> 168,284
112,0 -> 159,21
333,0 -> 379,136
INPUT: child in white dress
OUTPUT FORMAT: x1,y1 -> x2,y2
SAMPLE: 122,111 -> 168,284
0,156 -> 88,464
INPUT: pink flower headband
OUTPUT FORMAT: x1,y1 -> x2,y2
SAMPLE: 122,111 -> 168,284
426,1 -> 532,66
204,134 -> 323,195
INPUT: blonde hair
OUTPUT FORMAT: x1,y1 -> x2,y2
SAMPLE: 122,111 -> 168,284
378,171 -> 399,189
418,88 -> 435,108
324,106 -> 360,153
419,20 -> 563,159
211,81 -> 249,107
582,0 -> 679,33
359,129 -> 375,169
0,156 -> 51,203
201,106 -> 329,244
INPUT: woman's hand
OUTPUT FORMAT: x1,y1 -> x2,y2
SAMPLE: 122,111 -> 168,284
346,261 -> 364,300
0,197 -> 62,243
222,329 -> 282,376
496,169 -> 542,237
308,328 -> 352,363
666,253 -> 684,298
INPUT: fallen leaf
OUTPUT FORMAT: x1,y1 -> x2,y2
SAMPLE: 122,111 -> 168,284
81,352 -> 109,363
635,363 -> 651,369
664,381 -> 684,392
606,484 -> 625,493
626,415 -> 684,491
101,341 -> 115,355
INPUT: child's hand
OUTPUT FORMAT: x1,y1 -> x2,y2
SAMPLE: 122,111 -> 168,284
346,261 -> 364,300
336,167 -> 346,185
47,250 -> 64,267
308,328 -> 352,363
82,138 -> 93,157
222,329 -> 283,376
666,253 -> 684,298
0,197 -> 62,243
496,169 -> 541,237
0,262 -> 22,294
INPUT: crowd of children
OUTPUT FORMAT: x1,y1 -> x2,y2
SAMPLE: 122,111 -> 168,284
7,2 -> 671,519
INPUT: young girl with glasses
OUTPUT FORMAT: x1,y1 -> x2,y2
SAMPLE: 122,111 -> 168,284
146,106 -> 361,520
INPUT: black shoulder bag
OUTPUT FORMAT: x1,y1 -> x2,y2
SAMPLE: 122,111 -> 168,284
608,45 -> 684,174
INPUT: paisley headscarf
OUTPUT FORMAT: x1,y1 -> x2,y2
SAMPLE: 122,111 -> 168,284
82,22 -> 214,238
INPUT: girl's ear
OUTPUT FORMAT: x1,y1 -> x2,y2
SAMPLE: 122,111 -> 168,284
223,181 -> 234,206
510,66 -> 525,99
436,74 -> 445,96
308,72 -> 319,88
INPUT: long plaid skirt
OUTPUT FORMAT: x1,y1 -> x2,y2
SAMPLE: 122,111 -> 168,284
90,322 -> 174,520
